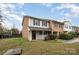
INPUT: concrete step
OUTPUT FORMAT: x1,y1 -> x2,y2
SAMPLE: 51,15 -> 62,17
4,48 -> 22,55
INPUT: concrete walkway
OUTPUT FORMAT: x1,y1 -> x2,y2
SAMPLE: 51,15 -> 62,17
64,38 -> 79,44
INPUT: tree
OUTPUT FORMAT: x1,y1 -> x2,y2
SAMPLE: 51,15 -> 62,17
0,10 -> 3,22
0,7 -> 8,34
0,8 -> 4,34
11,24 -> 20,35
11,28 -> 19,34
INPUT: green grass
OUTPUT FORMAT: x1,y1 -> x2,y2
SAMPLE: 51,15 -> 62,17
0,37 -> 79,55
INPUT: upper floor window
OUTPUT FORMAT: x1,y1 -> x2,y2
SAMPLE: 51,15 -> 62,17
65,25 -> 68,29
33,19 -> 40,26
69,26 -> 72,29
42,21 -> 47,27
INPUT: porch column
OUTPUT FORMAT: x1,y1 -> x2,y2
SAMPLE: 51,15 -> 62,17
42,31 -> 44,40
28,31 -> 32,41
36,31 -> 37,40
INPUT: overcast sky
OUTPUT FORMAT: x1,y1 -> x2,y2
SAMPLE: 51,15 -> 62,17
0,3 -> 79,30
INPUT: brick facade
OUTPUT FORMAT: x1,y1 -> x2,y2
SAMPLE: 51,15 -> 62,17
22,16 -> 29,40
49,20 -> 64,37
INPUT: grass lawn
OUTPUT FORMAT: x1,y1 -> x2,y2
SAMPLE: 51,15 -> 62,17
0,37 -> 79,55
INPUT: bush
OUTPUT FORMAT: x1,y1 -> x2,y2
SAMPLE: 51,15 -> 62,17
44,34 -> 57,41
67,33 -> 74,39
50,34 -> 57,40
68,32 -> 77,37
76,32 -> 79,37
59,33 -> 74,40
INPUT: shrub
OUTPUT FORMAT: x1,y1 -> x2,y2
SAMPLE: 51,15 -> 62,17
59,33 -> 74,40
67,33 -> 74,39
76,32 -> 79,37
44,34 -> 57,41
50,34 -> 57,40
68,32 -> 77,37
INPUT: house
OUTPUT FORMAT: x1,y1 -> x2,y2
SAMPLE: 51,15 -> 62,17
72,26 -> 78,32
77,27 -> 79,33
22,16 -> 64,40
63,20 -> 72,33
49,20 -> 64,37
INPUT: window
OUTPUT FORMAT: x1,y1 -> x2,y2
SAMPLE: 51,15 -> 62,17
38,31 -> 42,35
42,21 -> 47,27
69,26 -> 72,29
33,19 -> 40,26
65,25 -> 68,28
44,31 -> 48,35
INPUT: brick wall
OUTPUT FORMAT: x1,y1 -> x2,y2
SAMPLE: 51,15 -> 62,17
49,20 -> 64,36
22,16 -> 29,40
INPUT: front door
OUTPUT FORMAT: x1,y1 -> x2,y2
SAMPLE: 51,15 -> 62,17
32,31 -> 36,40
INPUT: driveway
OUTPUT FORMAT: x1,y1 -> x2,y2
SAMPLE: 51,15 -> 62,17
64,38 -> 79,44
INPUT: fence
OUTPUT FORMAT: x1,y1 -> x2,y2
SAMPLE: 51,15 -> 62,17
0,34 -> 21,39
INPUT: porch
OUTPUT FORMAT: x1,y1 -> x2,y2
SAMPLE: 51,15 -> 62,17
28,27 -> 51,40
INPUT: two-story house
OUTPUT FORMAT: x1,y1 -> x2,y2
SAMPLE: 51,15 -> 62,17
22,16 -> 64,40
22,16 -> 51,41
49,20 -> 64,37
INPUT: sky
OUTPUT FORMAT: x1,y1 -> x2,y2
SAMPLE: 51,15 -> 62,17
0,3 -> 79,30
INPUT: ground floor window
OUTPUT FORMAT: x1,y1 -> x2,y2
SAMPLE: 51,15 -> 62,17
44,31 -> 51,35
38,31 -> 42,35
44,31 -> 47,35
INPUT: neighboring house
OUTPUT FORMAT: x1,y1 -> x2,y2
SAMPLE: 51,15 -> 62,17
63,21 -> 72,33
72,26 -> 78,32
49,20 -> 64,37
77,27 -> 79,33
22,16 -> 64,40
